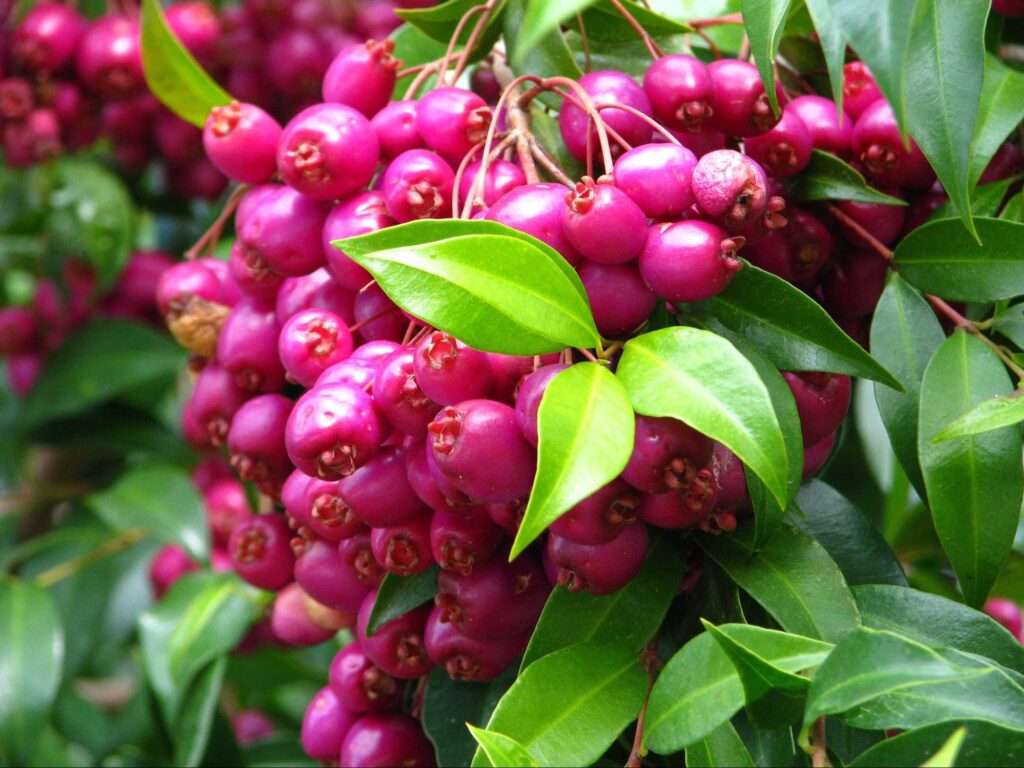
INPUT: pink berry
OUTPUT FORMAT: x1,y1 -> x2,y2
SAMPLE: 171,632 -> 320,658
203,101 -> 282,184
561,177 -> 649,265
285,383 -> 382,479
382,148 -> 455,222
612,143 -> 697,219
323,39 -> 400,118
558,70 -> 653,164
228,514 -> 295,590
643,54 -> 714,132
416,86 -> 492,158
707,58 -> 785,137
638,220 -> 742,303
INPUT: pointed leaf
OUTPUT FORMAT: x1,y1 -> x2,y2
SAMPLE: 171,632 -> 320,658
617,327 -> 789,508
970,55 -> 1024,186
787,150 -> 907,205
803,0 -> 846,107
423,666 -> 517,768
927,177 -> 1019,222
504,0 -> 581,89
685,721 -> 755,768
517,0 -> 599,56
366,567 -> 439,636
921,726 -> 968,767
467,726 -> 538,768
740,0 -> 793,114
932,392 -> 1024,443
918,332 -> 1023,607
578,0 -> 692,41
849,720 -> 1024,768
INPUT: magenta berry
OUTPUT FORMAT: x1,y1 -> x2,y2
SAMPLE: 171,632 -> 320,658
316,358 -> 379,391
278,103 -> 380,201
782,371 -> 852,446
271,582 -> 338,647
746,208 -> 832,285
707,58 -> 785,137
612,143 -> 697,218
430,506 -> 503,574
692,149 -> 769,230
228,514 -> 295,590
802,432 -> 837,477
558,70 -> 653,163
550,479 -> 640,545
371,510 -> 434,576
984,598 -> 1024,640
265,28 -> 331,99
149,544 -> 200,598
405,440 -> 466,513
822,250 -> 889,320
296,536 -> 368,611
329,643 -> 401,713
548,521 -> 649,595
374,347 -> 443,436
230,240 -> 285,302
239,184 -> 328,277
341,446 -> 424,526
638,219 -> 742,303
302,687 -> 359,762
356,591 -> 434,679
842,61 -> 883,120
787,95 -> 853,157
852,100 -> 935,190
622,414 -> 714,494
204,478 -> 252,548
165,2 -> 220,68
340,713 -> 436,768
188,363 -> 250,446
353,281 -> 407,340
561,177 -> 649,265
323,39 -> 400,118
413,332 -> 493,405
382,148 -> 455,222
514,363 -> 569,446
743,107 -> 813,178
486,183 -> 581,266
303,476 -> 364,542
0,307 -> 39,357
14,2 -> 85,72
643,54 -> 714,132
0,78 -> 34,121
278,308 -> 354,388
371,100 -> 424,159
416,86 -> 492,158
227,394 -> 293,496
336,530 -> 386,606
286,383 -> 382,480
275,268 -> 356,327
424,605 -> 528,681
323,191 -> 392,291
579,260 -> 657,339
75,16 -> 144,100
835,198 -> 907,248
216,297 -> 287,393
352,340 -> 402,366
458,159 -> 526,214
487,352 -> 555,405
203,101 -> 281,184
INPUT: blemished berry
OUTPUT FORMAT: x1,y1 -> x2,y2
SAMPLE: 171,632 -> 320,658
329,643 -> 401,713
302,687 -> 359,763
217,296 -> 287,393
322,39 -> 399,118
228,514 -> 295,590
430,506 -> 503,574
515,363 -> 570,446
579,260 -> 657,339
424,605 -> 529,681
707,58 -> 785,137
382,148 -> 455,222
75,15 -> 144,100
612,143 -> 698,219
561,177 -> 649,265
638,219 -> 742,303
547,521 -> 649,595
852,100 -> 935,190
802,432 -> 837,477
486,183 -> 581,266
374,347 -> 443,436
458,159 -> 526,214
149,544 -> 200,598
13,2 -> 86,72
356,590 -> 434,679
559,70 -> 653,163
285,383 -> 382,479
428,399 -> 536,503
692,149 -> 769,230
239,184 -> 328,277
984,598 -> 1024,639
622,414 -> 714,494
370,510 -> 434,576
271,582 -> 338,647
787,94 -> 853,157
643,53 -> 714,132
189,363 -> 250,447
413,332 -> 493,405
278,103 -> 380,201
417,86 -> 492,158
371,99 -> 424,159
835,197 -> 907,248
340,713 -> 436,768
743,107 -> 813,178
353,282 -> 407,343
323,190 -> 393,291
227,394 -> 293,496
278,308 -> 354,388
550,479 -> 640,545
782,371 -> 852,446
341,445 -> 424,526
203,101 -> 282,184
822,249 -> 889,320
841,61 -> 883,120
435,549 -> 550,640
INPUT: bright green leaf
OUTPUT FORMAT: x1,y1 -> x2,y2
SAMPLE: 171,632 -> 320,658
849,720 -> 1024,768
991,302 -> 1024,347
787,150 -> 907,205
467,725 -> 538,768
505,0 -> 582,88
517,0 -> 599,57
932,392 -> 1024,443
740,0 -> 793,114
921,725 -> 968,767
366,567 -> 439,636
970,55 -> 1024,186
685,721 -> 756,768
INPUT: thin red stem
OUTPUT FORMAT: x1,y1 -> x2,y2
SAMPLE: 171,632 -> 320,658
607,0 -> 663,58
185,184 -> 249,261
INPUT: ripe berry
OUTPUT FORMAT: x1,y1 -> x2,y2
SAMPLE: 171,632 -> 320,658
514,363 -> 570,446
559,70 -> 653,163
413,332 -> 493,405
296,536 -> 370,611
271,582 -> 338,647
822,250 -> 889,320
374,347 -> 442,436
0,78 -> 34,121
371,510 -> 434,576
643,54 -> 714,132
835,198 -> 906,248
547,521 -> 649,595
217,297 -> 287,392
352,340 -> 402,366
405,439 -> 465,513
787,94 -> 853,157
458,159 -> 526,214
228,514 -> 295,590
189,363 -> 250,447
371,100 -> 424,159
239,185 -> 328,277
302,687 -> 359,762
692,149 -> 769,230
0,307 -> 39,357
230,241 -> 285,302
841,61 -> 883,120
424,605 -> 528,681
75,16 -> 144,100
14,2 -> 86,72
743,107 -> 813,178
265,28 -> 332,99
340,713 -> 436,768
227,394 -> 293,496
711,444 -> 749,513
984,598 -> 1024,639
707,58 -> 785,137
417,86 -> 492,157
353,282 -> 407,343
852,100 -> 935,190
341,446 -> 424,527
323,39 -> 399,118
278,308 -> 354,388
286,383 -> 382,479
149,544 -> 200,598
203,101 -> 282,184
275,268 -> 356,327
316,358 -> 379,392
486,183 -> 581,265
322,191 -> 392,291
561,177 -> 648,265
638,219 -> 742,302
382,148 -> 455,222
622,415 -> 714,494
802,432 -> 837,477
165,2 -> 220,69
550,479 -> 640,544
611,143 -> 697,219
637,467 -> 717,528
329,643 -> 401,713
430,506 -> 503,575
204,478 -> 252,548
579,260 -> 657,339
338,529 -> 386,599
746,208 -> 832,285
782,372 -> 852,446
356,591 -> 434,679
278,103 -> 380,201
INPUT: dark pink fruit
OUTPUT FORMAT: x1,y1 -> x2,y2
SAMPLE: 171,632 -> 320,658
341,445 -> 424,526
329,643 -> 401,713
228,514 -> 295,590
382,148 -> 455,222
216,296 -> 287,393
612,143 -> 697,218
579,260 -> 656,339
822,250 -> 889,320
636,475 -> 716,529
0,78 -> 34,121
75,16 -> 144,100
550,479 -> 640,544
424,605 -> 528,681
286,383 -> 382,479
416,86 -> 492,158
323,39 -> 399,118
743,107 -> 813,178
413,332 -> 493,405
0,307 -> 39,356
486,183 -> 581,266
371,100 -> 424,159
638,219 -> 742,302
340,713 -> 436,768
188,363 -> 250,447
559,70 -> 653,163
802,431 -> 837,477
458,159 -> 526,214
275,268 -> 356,327
692,149 -> 769,230
302,687 -> 359,762
374,347 -> 442,436
622,414 -> 714,494
984,598 -> 1024,639
561,177 -> 648,264
295,536 -> 369,611
149,544 -> 200,598
643,54 -> 714,132
239,185 -> 328,277
842,61 -> 883,120
787,94 -> 853,157
278,308 -> 354,388
547,521 -> 649,595
323,191 -> 392,291
165,2 -> 220,68
14,2 -> 85,72
746,208 -> 832,285
782,372 -> 851,446
852,100 -> 935,190
430,506 -> 502,574
515,363 -> 570,446
370,510 -> 434,576
835,198 -> 906,248
353,282 -> 407,343
265,28 -> 331,99
707,58 -> 785,137
356,591 -> 434,679
203,101 -> 281,184
271,582 -> 337,647
227,394 -> 293,496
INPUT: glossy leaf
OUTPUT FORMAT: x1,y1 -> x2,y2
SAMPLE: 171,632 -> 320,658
0,579 -> 64,766
517,0 -> 598,56
174,657 -> 227,767
802,0 -> 846,107
644,625 -> 832,754
366,566 -> 439,636
87,464 -> 209,563
473,643 -> 646,767
578,0 -> 692,42
849,720 -> 1024,768
918,331 -> 1023,607
894,217 -> 1024,301
921,726 -> 968,767
397,0 -> 507,45
853,584 -> 1024,675
786,150 -> 906,205
521,535 -> 682,667
334,222 -> 598,355
686,721 -> 756,768
703,261 -> 903,389
698,522 -> 860,642
504,0 -> 581,87
932,392 -> 1024,442
991,303 -> 1024,348
511,363 -> 634,558
740,0 -> 793,114
617,327 -> 789,508
970,55 -> 1024,186
795,480 -> 908,587
467,725 -> 538,768
140,0 -> 231,127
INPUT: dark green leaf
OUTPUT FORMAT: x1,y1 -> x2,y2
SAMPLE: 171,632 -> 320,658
366,567 -> 439,636
140,0 -> 231,127
698,522 -> 860,642
970,54 -> 1024,186
924,726 -> 969,767
522,535 -> 682,667
397,0 -> 507,48
894,217 -> 1024,302
685,721 -> 756,768
467,725 -> 539,767
472,643 -> 646,767
740,0 -> 793,114
918,331 -> 1023,607
617,327 -> 789,508
870,274 -> 945,498
853,584 -> 1024,675
0,579 -> 64,766
335,221 -> 598,355
578,0 -> 692,42
803,0 -> 846,107
992,302 -> 1024,347
87,464 -> 209,563
512,363 -> 634,558
849,720 -> 1024,768
391,24 -> 450,98
932,392 -> 1024,442
794,480 -> 908,587
517,0 -> 599,56
174,657 -> 228,767
928,176 -> 1019,222
787,150 -> 906,206
703,261 -> 903,389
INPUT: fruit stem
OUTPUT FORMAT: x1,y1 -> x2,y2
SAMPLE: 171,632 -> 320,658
810,717 -> 831,768
690,12 -> 745,28
34,528 -> 147,588
403,63 -> 440,100
185,183 -> 249,261
626,640 -> 660,768
577,12 -> 592,72
490,62 -> 544,184
577,347 -> 600,363
594,101 -> 681,145
607,0 -> 664,59
529,137 -> 575,186
543,80 -> 617,175
436,3 -> 489,86
451,0 -> 504,83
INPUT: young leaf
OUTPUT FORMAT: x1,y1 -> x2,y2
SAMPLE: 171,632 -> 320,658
703,261 -> 903,389
869,274 -> 945,498
918,332 -> 1023,607
853,584 -> 1024,676
740,0 -> 793,114
516,0 -> 599,57
932,392 -> 1024,443
0,579 -> 64,767
140,0 -> 231,128
366,567 -> 439,636
617,327 -> 789,508
894,217 -> 1024,301
786,150 -> 907,205
685,721 -> 756,768
521,535 -> 682,668
698,522 -> 860,642
849,720 -> 1024,768
644,625 -> 832,754
970,55 -> 1024,186
510,362 -> 633,558
472,643 -> 647,767
467,725 -> 539,768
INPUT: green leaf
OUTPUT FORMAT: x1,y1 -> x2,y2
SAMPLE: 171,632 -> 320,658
366,567 -> 439,636
511,363 -> 634,558
703,261 -> 903,389
578,0 -> 692,42
685,721 -> 756,768
334,221 -> 598,355
932,392 -> 1024,442
472,643 -> 646,767
19,319 -> 183,429
504,0 -> 581,87
803,0 -> 846,107
903,0 -> 987,238
928,177 -> 1019,222
397,0 -> 507,49
644,625 -> 832,754
87,464 -> 209,563
0,579 -> 64,766
140,0 -> 231,127
849,720 -> 1024,768
970,55 -> 1024,186
139,571 -> 264,726
921,725 -> 968,767
918,331 -> 1023,607
467,725 -> 539,768
894,217 -> 1024,302
786,150 -> 907,205
174,657 -> 228,768
698,522 -> 860,642
521,534 -> 682,668
740,0 -> 793,114
853,584 -> 1024,676
870,274 -> 946,498
517,0 -> 598,56
801,627 -> 1024,739
992,302 -> 1024,347
617,327 -> 789,508
794,480 -> 909,588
